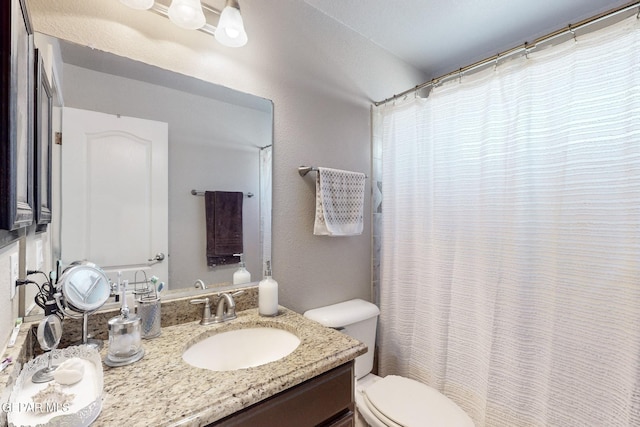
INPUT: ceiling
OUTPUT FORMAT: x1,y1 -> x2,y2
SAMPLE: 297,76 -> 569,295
302,0 -> 631,78
44,0 -> 634,105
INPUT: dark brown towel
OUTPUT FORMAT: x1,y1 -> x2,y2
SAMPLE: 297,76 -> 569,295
205,191 -> 243,267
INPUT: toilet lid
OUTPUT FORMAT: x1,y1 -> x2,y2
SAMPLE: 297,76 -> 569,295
362,376 -> 475,427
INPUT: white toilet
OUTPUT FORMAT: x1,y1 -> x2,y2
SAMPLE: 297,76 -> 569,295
304,299 -> 474,427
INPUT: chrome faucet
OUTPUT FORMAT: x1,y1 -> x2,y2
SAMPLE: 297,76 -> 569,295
190,291 -> 244,325
215,291 -> 245,322
194,279 -> 207,290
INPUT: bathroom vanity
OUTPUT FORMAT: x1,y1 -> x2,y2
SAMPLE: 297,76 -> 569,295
210,362 -> 355,426
0,295 -> 366,427
96,308 -> 364,426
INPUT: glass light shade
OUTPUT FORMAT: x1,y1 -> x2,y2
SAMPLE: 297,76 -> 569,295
214,4 -> 248,47
168,0 -> 206,30
120,0 -> 154,10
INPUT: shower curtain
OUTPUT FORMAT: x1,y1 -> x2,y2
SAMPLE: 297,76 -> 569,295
374,16 -> 640,427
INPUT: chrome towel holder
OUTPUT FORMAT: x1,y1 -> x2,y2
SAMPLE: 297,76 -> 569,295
191,190 -> 254,198
298,166 -> 367,178
298,166 -> 317,177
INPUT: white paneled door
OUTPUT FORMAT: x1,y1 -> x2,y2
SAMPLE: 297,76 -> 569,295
61,107 -> 168,286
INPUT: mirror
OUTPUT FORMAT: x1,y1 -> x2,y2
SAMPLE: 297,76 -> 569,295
55,262 -> 111,349
45,36 -> 273,292
32,315 -> 63,383
37,315 -> 62,351
58,262 -> 111,312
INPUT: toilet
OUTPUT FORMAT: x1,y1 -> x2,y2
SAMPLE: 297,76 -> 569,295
304,299 -> 474,427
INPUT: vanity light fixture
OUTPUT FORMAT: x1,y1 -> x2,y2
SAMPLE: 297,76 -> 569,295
119,0 -> 248,47
168,0 -> 206,30
214,0 -> 248,47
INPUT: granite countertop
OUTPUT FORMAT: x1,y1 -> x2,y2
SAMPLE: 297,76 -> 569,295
98,306 -> 365,426
2,305 -> 366,427
0,286 -> 367,427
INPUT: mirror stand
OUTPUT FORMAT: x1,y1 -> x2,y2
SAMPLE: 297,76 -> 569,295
32,315 -> 63,383
53,294 -> 104,350
80,310 -> 104,350
31,354 -> 56,383
54,262 -> 112,351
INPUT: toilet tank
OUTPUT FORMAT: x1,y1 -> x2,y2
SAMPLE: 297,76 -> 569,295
304,299 -> 380,379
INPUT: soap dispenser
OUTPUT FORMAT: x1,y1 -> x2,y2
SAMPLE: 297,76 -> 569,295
233,253 -> 251,285
258,261 -> 278,316
105,279 -> 144,367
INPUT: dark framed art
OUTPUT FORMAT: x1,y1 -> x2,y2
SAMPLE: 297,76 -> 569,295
0,0 -> 34,237
34,49 -> 52,226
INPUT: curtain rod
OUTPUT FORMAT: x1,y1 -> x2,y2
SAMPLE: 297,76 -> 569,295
374,1 -> 640,106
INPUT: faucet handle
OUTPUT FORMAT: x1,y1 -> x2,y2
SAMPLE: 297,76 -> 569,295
190,297 -> 213,325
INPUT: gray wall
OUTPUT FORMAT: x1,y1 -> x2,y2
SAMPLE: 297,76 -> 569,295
0,0 -> 426,346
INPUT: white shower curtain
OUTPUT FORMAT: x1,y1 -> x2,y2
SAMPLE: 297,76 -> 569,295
375,16 -> 640,427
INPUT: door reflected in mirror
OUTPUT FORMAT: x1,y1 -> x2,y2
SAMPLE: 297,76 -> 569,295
49,36 -> 273,292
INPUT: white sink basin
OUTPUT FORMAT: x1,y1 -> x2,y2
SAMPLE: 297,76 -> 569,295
182,327 -> 300,371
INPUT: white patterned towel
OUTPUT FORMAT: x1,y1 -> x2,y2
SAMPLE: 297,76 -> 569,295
314,167 -> 366,236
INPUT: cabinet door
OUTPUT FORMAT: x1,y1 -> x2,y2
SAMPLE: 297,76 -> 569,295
324,411 -> 354,427
211,362 -> 354,427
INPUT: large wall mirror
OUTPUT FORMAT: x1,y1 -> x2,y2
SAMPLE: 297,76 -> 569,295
47,35 -> 272,293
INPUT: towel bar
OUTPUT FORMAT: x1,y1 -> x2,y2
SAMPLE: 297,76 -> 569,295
298,166 -> 368,178
298,166 -> 317,176
191,190 -> 254,198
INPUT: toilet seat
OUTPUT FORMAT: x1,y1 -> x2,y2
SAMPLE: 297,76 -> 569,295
362,392 -> 402,427
361,375 -> 475,427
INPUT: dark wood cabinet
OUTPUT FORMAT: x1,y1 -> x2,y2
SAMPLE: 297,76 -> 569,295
325,411 -> 355,427
210,361 -> 355,427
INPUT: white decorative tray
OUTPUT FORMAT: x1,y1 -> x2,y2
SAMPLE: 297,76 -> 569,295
7,345 -> 103,427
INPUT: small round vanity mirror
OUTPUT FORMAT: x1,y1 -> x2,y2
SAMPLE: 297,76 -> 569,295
56,262 -> 111,349
59,262 -> 111,312
32,315 -> 63,383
